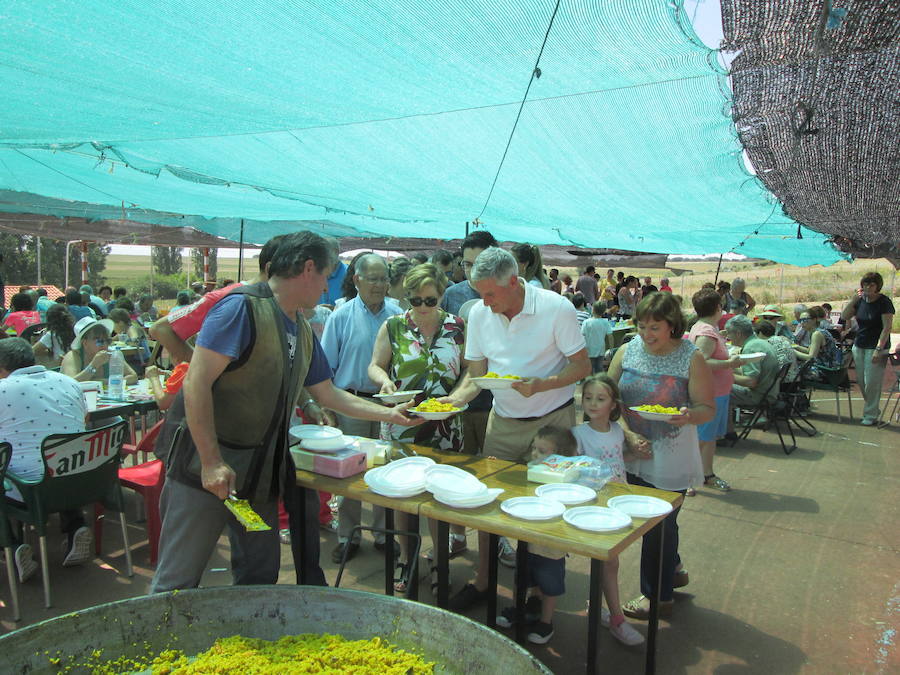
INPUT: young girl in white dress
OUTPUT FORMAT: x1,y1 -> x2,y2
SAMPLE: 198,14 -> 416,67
571,373 -> 646,646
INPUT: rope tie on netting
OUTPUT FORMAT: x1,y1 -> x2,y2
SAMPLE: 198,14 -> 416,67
473,0 -> 562,223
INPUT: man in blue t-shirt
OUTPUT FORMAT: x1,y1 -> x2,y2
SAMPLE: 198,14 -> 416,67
150,232 -> 421,593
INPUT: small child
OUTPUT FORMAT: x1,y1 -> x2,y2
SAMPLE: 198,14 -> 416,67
495,425 -> 578,644
582,300 -> 613,373
571,373 -> 645,646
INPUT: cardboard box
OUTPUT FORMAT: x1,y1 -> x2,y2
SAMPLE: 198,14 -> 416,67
290,447 -> 367,478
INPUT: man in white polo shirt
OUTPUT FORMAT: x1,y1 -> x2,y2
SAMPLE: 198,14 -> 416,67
443,246 -> 590,610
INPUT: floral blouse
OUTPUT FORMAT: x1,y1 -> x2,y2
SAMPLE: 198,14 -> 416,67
380,310 -> 464,451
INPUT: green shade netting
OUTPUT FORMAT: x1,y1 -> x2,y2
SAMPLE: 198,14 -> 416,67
0,0 -> 843,265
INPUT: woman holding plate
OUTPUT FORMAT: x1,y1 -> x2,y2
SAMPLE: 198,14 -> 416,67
608,292 -> 714,620
368,262 -> 469,592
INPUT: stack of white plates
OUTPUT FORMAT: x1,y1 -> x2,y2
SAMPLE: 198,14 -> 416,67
289,425 -> 353,453
534,483 -> 597,505
364,456 -> 435,497
424,465 -> 503,508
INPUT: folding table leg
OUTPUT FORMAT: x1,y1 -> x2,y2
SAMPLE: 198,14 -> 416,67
436,520 -> 450,608
586,558 -> 604,675
39,535 -> 51,608
645,522 -> 665,675
514,541 -> 528,644
407,514 -> 420,601
486,534 -> 499,629
384,509 -> 395,596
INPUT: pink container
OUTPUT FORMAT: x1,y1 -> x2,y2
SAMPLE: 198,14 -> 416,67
290,447 -> 367,478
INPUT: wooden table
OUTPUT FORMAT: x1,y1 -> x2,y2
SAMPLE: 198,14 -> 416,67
294,446 -> 680,675
424,464 -> 681,674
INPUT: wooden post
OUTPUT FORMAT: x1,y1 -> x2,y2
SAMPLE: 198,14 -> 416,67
203,247 -> 210,283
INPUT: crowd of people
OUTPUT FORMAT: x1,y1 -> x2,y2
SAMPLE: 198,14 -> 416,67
1,234 -> 895,650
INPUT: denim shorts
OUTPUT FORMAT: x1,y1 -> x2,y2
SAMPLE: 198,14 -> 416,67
526,552 -> 566,597
698,393 -> 730,442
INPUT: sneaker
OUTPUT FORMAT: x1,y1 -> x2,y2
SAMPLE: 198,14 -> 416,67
861,418 -> 876,426
63,526 -> 93,567
673,568 -> 690,588
14,544 -> 38,583
425,533 -> 468,562
448,582 -> 489,612
279,528 -> 291,545
609,620 -> 646,646
527,621 -> 554,645
622,595 -> 673,620
496,597 -> 543,627
498,537 -> 516,568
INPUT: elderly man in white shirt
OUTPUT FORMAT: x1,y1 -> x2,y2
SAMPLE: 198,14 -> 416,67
0,337 -> 90,583
442,247 -> 590,610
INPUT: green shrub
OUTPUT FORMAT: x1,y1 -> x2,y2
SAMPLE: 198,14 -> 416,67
129,273 -> 189,300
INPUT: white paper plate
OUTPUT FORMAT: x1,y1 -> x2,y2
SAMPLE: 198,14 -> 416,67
366,456 -> 435,489
289,424 -> 342,442
500,497 -> 566,521
433,488 -> 504,509
564,506 -> 633,533
470,376 -> 521,390
409,403 -> 468,420
535,483 -> 597,505
296,435 -> 358,454
424,465 -> 486,497
628,406 -> 683,421
607,495 -> 673,519
373,389 -> 423,404
363,467 -> 425,497
738,351 -> 766,362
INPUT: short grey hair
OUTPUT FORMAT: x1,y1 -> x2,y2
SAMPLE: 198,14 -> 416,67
731,277 -> 746,289
0,337 -> 36,372
725,314 -> 754,337
355,253 -> 388,276
793,303 -> 807,313
470,247 -> 517,284
79,284 -> 93,294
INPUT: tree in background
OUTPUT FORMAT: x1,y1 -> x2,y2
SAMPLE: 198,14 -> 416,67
191,247 -> 218,281
152,246 -> 182,276
0,233 -> 109,291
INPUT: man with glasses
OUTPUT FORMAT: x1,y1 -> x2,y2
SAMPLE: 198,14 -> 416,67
320,253 -> 402,564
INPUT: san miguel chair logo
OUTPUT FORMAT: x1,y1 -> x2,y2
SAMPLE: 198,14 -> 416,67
44,426 -> 127,477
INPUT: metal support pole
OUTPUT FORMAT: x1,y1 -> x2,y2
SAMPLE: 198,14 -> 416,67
35,236 -> 41,285
237,220 -> 245,281
203,247 -> 210,283
80,242 -> 89,286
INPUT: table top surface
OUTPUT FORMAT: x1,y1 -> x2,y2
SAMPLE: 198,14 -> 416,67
422,463 -> 682,559
294,443 -> 681,559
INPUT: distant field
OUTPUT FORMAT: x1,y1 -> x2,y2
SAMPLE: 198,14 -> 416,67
103,253 -> 248,287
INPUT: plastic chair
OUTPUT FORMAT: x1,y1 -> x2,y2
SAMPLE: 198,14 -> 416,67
877,353 -> 900,428
0,442 -> 21,621
0,421 -> 133,608
95,420 -> 165,565
803,349 -> 855,422
736,363 -> 796,454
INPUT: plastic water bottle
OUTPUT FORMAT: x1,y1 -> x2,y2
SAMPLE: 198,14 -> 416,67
108,346 -> 125,401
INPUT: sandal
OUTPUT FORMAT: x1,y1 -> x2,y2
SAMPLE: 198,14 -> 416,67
393,561 -> 411,594
704,474 -> 731,491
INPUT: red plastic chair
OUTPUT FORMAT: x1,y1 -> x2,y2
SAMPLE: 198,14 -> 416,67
95,420 -> 165,565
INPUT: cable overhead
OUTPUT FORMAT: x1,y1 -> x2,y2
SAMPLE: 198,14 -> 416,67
474,0 -> 562,221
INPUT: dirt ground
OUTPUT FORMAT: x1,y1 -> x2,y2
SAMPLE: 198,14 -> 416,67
3,386 -> 899,674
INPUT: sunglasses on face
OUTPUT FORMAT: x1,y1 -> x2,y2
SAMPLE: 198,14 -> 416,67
408,296 -> 439,307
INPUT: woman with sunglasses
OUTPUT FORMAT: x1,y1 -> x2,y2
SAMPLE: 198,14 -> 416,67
369,263 -> 470,592
61,316 -> 139,384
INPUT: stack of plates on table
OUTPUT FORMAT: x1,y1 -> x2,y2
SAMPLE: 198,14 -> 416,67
534,483 -> 597,505
424,465 -> 503,508
289,425 -> 353,453
364,456 -> 435,497
606,495 -> 673,519
500,497 -> 566,521
563,506 -> 632,533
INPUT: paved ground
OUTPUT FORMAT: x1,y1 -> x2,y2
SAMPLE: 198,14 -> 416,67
2,388 -> 899,674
